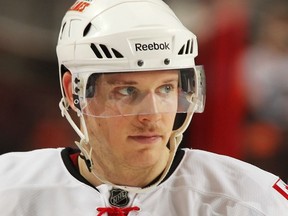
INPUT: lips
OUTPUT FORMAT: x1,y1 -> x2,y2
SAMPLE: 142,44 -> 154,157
129,134 -> 162,144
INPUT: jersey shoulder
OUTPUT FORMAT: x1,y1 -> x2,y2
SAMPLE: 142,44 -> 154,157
181,149 -> 278,184
170,149 -> 288,215
0,148 -> 67,187
0,149 -> 101,215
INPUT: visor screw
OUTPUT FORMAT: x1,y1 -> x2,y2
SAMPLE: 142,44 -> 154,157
74,99 -> 79,105
74,78 -> 80,84
164,58 -> 170,65
75,87 -> 80,93
137,60 -> 144,67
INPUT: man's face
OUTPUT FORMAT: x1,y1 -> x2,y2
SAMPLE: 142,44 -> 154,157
84,70 -> 179,171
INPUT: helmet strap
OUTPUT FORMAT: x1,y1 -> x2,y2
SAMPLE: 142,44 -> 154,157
59,98 -> 93,171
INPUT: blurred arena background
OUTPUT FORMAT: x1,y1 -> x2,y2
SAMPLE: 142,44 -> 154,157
1,0 -> 287,181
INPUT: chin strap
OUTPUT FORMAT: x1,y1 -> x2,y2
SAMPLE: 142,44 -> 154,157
59,98 -> 93,169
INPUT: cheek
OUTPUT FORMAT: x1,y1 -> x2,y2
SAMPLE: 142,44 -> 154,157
166,114 -> 177,129
87,117 -> 127,145
85,98 -> 106,117
105,120 -> 125,140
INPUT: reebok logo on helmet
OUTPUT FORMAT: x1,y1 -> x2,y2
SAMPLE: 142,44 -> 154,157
135,42 -> 170,52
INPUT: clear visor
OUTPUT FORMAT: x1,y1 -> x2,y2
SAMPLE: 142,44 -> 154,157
74,67 -> 205,118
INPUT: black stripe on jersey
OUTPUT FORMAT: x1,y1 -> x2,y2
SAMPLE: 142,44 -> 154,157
161,149 -> 185,183
145,149 -> 185,187
61,147 -> 98,190
61,147 -> 185,190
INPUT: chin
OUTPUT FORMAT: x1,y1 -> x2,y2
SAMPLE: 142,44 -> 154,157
129,148 -> 167,167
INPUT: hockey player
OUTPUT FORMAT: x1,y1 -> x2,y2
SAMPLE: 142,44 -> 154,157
0,0 -> 287,215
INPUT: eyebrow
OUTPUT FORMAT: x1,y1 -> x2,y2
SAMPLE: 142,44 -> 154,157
106,80 -> 138,85
106,78 -> 178,85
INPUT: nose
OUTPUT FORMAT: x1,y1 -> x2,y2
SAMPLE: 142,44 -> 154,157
137,92 -> 161,122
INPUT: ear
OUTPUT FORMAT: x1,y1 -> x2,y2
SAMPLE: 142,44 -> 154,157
62,71 -> 76,110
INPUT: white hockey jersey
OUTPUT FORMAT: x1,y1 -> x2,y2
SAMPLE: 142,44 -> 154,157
0,147 -> 287,215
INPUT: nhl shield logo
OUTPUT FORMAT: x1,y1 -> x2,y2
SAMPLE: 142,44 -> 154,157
109,188 -> 130,207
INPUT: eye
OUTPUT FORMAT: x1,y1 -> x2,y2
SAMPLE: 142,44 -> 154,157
159,84 -> 175,94
118,86 -> 137,96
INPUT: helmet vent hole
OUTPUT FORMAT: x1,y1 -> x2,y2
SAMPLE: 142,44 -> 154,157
90,44 -> 103,58
100,44 -> 112,58
185,39 -> 191,54
90,43 -> 124,59
112,48 -> 124,58
59,22 -> 67,40
178,39 -> 194,55
83,23 -> 92,37
178,46 -> 185,55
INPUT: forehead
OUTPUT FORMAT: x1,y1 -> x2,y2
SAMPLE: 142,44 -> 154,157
99,70 -> 179,85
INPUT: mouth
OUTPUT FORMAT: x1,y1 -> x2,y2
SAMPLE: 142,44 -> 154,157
128,134 -> 163,144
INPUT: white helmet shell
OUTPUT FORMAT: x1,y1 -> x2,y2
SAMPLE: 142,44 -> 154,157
56,0 -> 198,73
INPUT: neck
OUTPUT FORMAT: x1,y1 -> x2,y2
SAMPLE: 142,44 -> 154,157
78,149 -> 170,188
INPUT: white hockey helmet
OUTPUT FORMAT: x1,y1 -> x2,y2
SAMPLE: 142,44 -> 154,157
56,0 -> 205,192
